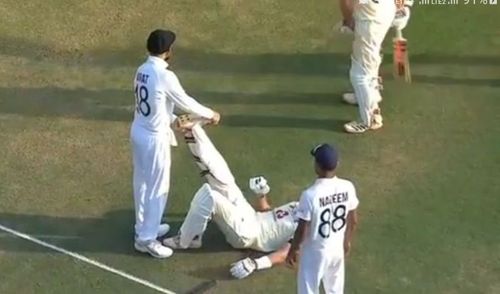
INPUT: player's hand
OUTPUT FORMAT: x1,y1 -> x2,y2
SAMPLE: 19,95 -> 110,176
397,0 -> 414,9
249,176 -> 270,196
172,118 -> 181,131
172,116 -> 185,132
334,20 -> 354,35
344,241 -> 352,257
285,249 -> 299,269
230,258 -> 257,279
391,7 -> 411,31
210,111 -> 221,125
343,18 -> 355,31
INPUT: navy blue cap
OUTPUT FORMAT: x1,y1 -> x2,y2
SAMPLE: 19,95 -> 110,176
147,29 -> 176,55
310,143 -> 338,171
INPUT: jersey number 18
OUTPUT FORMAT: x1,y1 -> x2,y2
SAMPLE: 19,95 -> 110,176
135,85 -> 150,117
318,205 -> 347,238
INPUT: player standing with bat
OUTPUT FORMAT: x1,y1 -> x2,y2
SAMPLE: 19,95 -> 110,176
339,1 -> 414,105
341,0 -> 413,134
131,29 -> 220,258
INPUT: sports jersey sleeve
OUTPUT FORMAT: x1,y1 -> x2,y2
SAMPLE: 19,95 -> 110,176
164,72 -> 215,119
347,183 -> 359,211
170,113 -> 178,123
296,191 -> 313,221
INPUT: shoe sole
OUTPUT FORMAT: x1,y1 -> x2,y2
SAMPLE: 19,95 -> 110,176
344,124 -> 369,134
344,126 -> 383,133
134,244 -> 172,259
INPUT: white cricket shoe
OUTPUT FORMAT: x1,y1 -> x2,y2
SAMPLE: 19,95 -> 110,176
344,109 -> 383,134
344,121 -> 371,133
342,92 -> 357,105
163,235 -> 202,249
134,240 -> 173,258
157,223 -> 170,238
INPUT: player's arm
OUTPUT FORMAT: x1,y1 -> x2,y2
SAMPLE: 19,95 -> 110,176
249,176 -> 272,212
344,183 -> 360,256
339,0 -> 354,29
286,219 -> 309,268
343,209 -> 358,256
255,195 -> 272,212
164,72 -> 220,123
285,191 -> 312,268
229,243 -> 291,279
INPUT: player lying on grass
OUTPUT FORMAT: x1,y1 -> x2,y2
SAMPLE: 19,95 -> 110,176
162,116 -> 298,279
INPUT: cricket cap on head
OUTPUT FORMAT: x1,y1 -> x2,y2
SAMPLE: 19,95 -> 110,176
310,143 -> 338,171
147,29 -> 176,55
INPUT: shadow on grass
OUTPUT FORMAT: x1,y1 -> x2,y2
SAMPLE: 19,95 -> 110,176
0,87 -> 347,131
186,248 -> 266,282
1,36 -> 498,87
224,114 -> 345,133
411,75 -> 500,87
0,87 -> 132,122
0,209 -> 231,255
190,91 -> 345,106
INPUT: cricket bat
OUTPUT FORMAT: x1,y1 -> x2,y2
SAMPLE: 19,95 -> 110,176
393,29 -> 411,83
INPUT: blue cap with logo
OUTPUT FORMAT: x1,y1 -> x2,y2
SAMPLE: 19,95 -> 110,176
310,143 -> 338,171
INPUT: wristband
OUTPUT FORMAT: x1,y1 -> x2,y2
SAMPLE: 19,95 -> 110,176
254,256 -> 272,270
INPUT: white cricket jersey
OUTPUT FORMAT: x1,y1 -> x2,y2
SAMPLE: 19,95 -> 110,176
296,177 -> 359,253
131,56 -> 214,139
354,0 -> 396,22
253,201 -> 299,252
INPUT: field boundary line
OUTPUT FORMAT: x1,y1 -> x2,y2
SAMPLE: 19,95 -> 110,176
0,223 -> 176,294
0,233 -> 81,240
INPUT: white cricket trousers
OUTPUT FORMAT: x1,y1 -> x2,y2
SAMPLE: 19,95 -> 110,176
179,125 -> 257,248
351,4 -> 396,125
131,125 -> 171,242
298,248 -> 345,294
184,125 -> 253,213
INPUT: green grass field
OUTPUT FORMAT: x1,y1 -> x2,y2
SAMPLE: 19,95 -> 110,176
0,1 -> 499,293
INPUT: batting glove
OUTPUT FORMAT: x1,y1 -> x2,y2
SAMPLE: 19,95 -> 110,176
249,176 -> 270,196
392,0 -> 413,31
230,258 -> 257,279
392,7 -> 411,31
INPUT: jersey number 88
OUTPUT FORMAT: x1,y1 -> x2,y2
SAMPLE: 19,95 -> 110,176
135,85 -> 150,117
318,205 -> 347,238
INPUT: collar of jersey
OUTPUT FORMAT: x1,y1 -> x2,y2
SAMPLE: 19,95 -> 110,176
148,56 -> 169,68
315,176 -> 337,183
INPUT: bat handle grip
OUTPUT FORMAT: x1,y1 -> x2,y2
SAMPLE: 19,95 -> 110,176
395,29 -> 403,39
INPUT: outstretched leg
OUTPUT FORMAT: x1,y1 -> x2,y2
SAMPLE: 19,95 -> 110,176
183,124 -> 254,213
